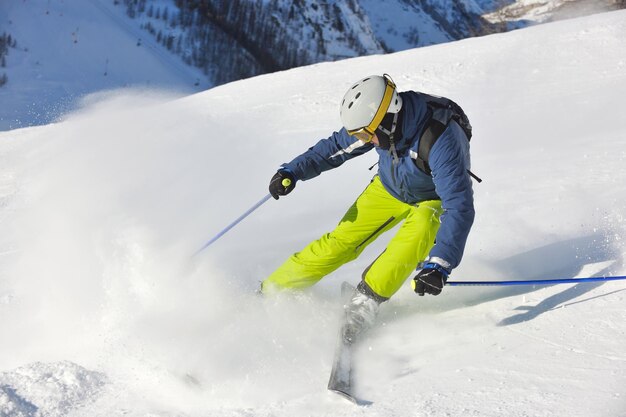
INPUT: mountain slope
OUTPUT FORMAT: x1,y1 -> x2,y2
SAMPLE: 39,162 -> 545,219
0,0 -> 205,130
3,0 -> 624,131
118,0 -> 496,85
485,0 -> 626,24
0,9 -> 625,417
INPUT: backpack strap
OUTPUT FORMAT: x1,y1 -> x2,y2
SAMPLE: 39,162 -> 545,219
414,118 -> 483,183
414,118 -> 446,175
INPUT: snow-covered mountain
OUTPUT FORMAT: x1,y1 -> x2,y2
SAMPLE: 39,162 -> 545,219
100,0 -> 497,85
3,0 -> 625,131
485,0 -> 626,25
0,8 -> 625,417
113,0 -> 626,85
0,0 -> 208,131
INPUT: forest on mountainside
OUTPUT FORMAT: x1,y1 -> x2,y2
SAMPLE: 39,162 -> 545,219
119,0 -> 495,85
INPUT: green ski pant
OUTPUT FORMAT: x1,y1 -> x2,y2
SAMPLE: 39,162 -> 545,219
262,176 -> 443,299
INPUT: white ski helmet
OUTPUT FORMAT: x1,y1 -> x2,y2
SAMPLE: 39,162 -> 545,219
340,74 -> 402,140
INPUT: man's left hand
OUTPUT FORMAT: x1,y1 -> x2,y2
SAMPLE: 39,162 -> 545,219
412,263 -> 449,296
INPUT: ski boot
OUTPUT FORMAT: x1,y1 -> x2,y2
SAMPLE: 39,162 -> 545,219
342,282 -> 382,344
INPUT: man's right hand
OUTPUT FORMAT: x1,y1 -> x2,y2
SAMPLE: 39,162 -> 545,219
269,170 -> 296,200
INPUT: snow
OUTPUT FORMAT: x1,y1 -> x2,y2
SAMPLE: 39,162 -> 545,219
0,0 -> 205,131
1,8 -> 626,417
482,0 -> 622,24
483,0 -> 568,23
0,361 -> 106,417
358,0 -> 454,50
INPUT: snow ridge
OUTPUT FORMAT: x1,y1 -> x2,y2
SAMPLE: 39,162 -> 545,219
0,362 -> 106,417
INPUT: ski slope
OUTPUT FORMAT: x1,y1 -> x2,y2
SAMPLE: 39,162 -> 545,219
1,9 -> 626,417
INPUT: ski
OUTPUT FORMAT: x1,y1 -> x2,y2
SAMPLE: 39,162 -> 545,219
327,282 -> 373,406
327,336 -> 355,403
328,282 -> 356,402
328,323 -> 356,403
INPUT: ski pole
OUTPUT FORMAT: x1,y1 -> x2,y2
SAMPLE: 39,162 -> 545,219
446,275 -> 626,286
193,193 -> 272,256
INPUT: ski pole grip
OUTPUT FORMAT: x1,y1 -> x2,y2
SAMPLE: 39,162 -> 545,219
282,178 -> 292,188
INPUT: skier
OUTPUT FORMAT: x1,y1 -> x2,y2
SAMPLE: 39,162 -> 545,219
262,74 -> 475,339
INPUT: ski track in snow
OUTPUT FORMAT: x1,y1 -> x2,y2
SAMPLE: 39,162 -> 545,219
505,325 -> 626,363
0,9 -> 626,417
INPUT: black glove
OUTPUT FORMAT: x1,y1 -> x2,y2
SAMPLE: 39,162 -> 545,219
412,263 -> 449,296
269,170 -> 296,200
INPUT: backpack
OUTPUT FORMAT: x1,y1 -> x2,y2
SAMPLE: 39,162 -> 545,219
413,93 -> 479,182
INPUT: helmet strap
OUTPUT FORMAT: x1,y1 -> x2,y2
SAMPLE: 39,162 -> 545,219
376,112 -> 399,164
388,112 -> 399,165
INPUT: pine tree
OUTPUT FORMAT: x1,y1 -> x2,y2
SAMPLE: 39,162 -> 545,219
126,3 -> 136,19
176,36 -> 183,54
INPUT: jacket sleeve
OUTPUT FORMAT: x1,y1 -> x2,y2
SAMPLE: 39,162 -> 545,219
427,121 -> 475,270
281,128 -> 374,181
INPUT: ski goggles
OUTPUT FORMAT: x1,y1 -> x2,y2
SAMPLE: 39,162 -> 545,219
348,126 -> 377,143
346,75 -> 396,143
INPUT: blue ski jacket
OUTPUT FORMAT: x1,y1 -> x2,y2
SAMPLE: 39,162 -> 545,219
281,91 -> 475,270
